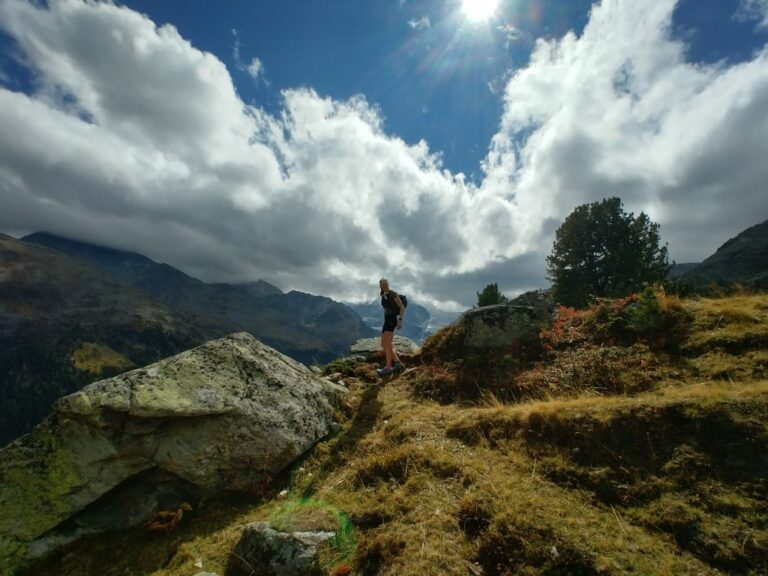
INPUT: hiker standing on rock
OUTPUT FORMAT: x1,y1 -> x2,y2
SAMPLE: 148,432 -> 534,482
378,278 -> 405,377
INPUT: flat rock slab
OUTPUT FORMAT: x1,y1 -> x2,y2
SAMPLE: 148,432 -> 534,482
350,335 -> 420,357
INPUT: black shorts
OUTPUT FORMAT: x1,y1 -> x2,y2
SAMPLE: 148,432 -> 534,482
382,314 -> 398,333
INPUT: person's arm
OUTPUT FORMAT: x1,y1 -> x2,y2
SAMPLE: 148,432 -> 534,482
394,295 -> 405,329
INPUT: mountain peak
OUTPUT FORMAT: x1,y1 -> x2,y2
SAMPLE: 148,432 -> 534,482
683,218 -> 768,287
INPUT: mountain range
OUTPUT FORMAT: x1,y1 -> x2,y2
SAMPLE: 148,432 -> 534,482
2,216 -> 765,447
346,299 -> 432,342
0,232 -> 375,445
22,232 -> 376,362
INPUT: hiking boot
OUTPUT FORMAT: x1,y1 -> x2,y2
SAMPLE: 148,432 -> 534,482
393,362 -> 405,373
376,367 -> 393,377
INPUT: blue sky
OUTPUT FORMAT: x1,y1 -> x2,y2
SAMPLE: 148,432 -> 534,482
94,0 -> 595,179
1,0 -> 767,310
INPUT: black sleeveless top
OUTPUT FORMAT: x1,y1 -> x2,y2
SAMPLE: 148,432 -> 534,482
381,290 -> 400,316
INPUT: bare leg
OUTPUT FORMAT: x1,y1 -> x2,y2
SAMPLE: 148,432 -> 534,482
382,331 -> 394,368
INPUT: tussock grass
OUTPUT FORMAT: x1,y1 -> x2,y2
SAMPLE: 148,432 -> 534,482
683,294 -> 768,353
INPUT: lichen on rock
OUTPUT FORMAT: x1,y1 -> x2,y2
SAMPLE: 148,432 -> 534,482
0,332 -> 346,574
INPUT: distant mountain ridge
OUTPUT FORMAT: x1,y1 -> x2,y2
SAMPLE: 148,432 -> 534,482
0,233 -> 233,445
346,299 -> 432,342
668,262 -> 700,279
22,232 -> 375,364
22,232 -> 283,309
0,232 -> 375,445
680,218 -> 768,289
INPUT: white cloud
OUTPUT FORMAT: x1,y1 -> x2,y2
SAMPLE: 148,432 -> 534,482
0,0 -> 767,310
246,57 -> 264,80
232,28 -> 267,85
483,0 -> 768,264
0,0 -> 487,309
498,23 -> 522,44
737,0 -> 768,29
408,16 -> 431,30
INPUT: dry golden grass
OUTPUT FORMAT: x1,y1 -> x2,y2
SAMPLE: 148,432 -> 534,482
21,293 -> 768,575
682,294 -> 768,353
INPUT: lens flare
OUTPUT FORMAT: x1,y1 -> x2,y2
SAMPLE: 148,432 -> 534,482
461,0 -> 499,21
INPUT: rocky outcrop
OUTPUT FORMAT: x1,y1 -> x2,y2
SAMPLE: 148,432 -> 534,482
460,290 -> 555,350
0,333 -> 345,574
424,290 -> 555,360
350,335 -> 420,358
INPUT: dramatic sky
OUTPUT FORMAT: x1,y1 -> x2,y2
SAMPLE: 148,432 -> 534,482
1,0 -> 767,310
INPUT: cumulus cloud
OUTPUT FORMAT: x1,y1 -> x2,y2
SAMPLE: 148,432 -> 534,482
483,0 -> 768,264
0,0 -> 483,308
0,0 -> 767,310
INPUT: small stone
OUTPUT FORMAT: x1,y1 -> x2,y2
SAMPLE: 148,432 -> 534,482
279,489 -> 289,498
233,522 -> 336,576
194,559 -> 203,568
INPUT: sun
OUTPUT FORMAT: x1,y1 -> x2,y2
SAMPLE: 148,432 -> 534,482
461,0 -> 499,22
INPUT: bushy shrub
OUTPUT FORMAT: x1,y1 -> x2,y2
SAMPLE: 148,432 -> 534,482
539,305 -> 587,351
583,287 -> 690,349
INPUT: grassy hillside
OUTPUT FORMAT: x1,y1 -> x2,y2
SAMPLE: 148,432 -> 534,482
24,292 -> 768,575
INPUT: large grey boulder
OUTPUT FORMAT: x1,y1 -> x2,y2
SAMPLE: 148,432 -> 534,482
350,335 -> 420,358
462,291 -> 555,349
0,333 -> 345,574
425,290 -> 555,359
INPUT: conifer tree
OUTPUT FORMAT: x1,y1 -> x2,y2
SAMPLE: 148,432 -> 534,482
476,283 -> 509,307
546,197 -> 669,307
